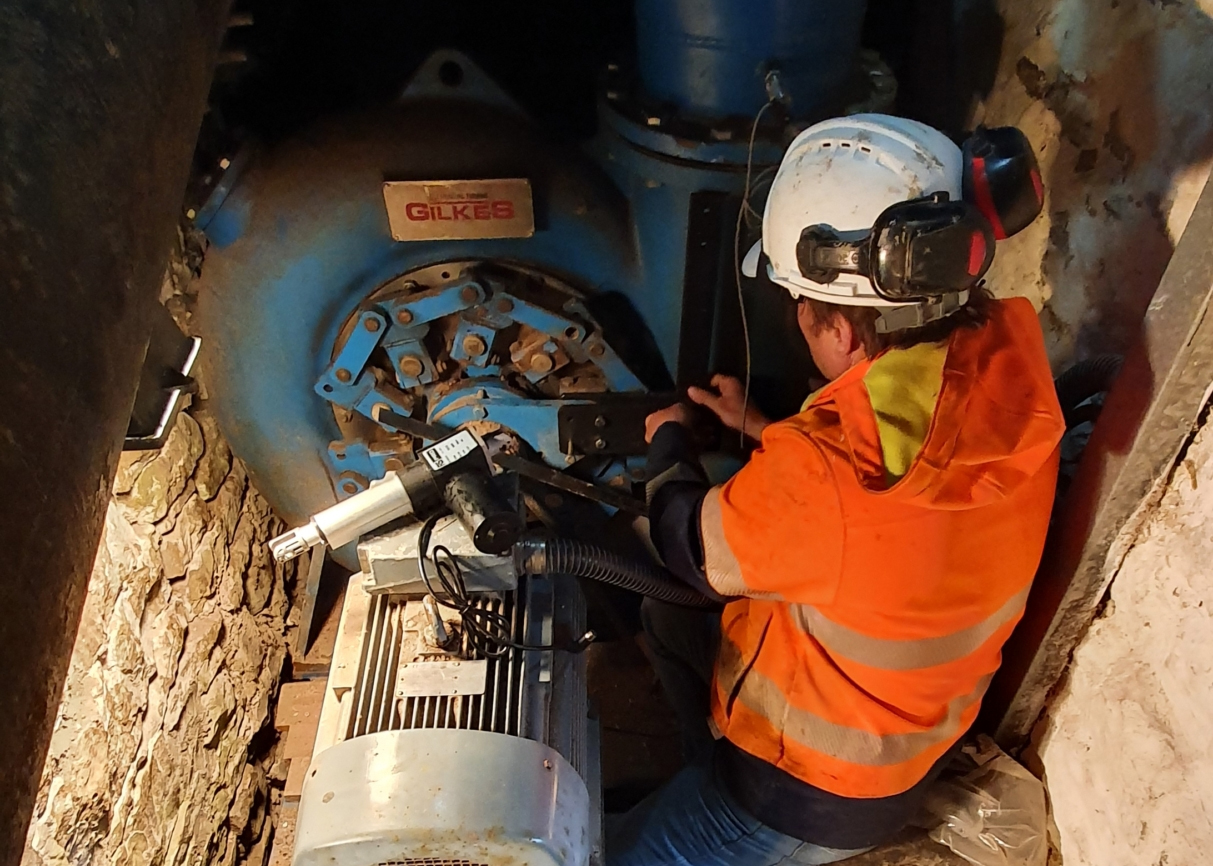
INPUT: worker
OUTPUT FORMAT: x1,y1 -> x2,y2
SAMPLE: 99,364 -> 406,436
609,115 -> 1065,866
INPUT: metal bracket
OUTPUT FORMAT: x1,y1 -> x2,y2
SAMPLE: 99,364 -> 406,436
295,541 -> 327,660
124,302 -> 202,451
398,49 -> 527,116
557,392 -> 679,457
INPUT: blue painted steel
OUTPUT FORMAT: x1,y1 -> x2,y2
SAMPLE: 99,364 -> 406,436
634,0 -> 867,120
382,331 -> 435,389
194,39 -> 848,568
323,441 -> 396,497
386,280 -> 485,325
429,380 -> 588,466
597,99 -> 785,167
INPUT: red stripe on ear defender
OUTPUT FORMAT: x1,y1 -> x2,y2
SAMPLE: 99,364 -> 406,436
1030,168 -> 1044,204
969,156 -> 1007,240
968,231 -> 987,276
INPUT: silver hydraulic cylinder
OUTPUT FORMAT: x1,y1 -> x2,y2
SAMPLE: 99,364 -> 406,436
269,429 -> 523,564
269,470 -> 416,562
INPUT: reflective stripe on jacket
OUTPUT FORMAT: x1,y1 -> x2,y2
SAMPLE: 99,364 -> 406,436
703,297 -> 1064,799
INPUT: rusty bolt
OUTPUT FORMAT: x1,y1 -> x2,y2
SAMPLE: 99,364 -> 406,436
364,317 -> 381,332
342,481 -> 359,495
594,437 -> 608,450
335,368 -> 352,383
589,343 -> 606,358
530,353 -> 554,374
399,355 -> 424,378
594,415 -> 608,429
396,308 -> 414,325
495,297 -> 515,314
462,333 -> 488,357
384,457 -> 405,472
460,285 -> 479,304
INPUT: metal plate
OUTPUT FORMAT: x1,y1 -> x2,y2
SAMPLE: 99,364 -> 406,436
395,659 -> 489,697
557,393 -> 680,456
383,178 -> 535,241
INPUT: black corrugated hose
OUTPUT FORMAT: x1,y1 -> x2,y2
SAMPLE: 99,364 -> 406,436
1055,354 -> 1123,427
518,537 -> 720,609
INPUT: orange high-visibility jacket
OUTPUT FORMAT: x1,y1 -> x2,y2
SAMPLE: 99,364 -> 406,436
700,297 -> 1064,799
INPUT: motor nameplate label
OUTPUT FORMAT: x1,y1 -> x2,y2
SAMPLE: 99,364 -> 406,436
383,178 -> 535,241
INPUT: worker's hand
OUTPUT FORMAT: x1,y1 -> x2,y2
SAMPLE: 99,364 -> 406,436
645,403 -> 695,443
688,375 -> 772,442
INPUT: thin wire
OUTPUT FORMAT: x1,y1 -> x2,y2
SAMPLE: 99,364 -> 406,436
734,100 -> 774,448
417,514 -> 559,657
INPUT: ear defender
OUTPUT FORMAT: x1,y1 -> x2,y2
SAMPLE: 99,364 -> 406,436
962,126 -> 1044,240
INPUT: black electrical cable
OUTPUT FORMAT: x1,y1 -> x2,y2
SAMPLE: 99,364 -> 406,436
416,514 -> 593,657
520,537 -> 721,610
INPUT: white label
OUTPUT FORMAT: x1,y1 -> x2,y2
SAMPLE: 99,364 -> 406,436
421,429 -> 480,471
395,659 -> 488,697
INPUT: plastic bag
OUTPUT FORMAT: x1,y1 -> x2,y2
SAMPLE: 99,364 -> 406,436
913,735 -> 1048,866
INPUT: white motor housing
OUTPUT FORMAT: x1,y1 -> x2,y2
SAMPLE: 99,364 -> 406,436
292,530 -> 598,866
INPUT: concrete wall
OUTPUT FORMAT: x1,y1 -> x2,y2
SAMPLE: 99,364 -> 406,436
971,0 -> 1213,365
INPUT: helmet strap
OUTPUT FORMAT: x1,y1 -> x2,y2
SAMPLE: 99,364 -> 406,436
874,290 -> 970,334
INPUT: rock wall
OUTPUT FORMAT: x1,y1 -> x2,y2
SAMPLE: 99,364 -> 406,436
22,408 -> 296,866
968,0 -> 1213,365
1030,409 -> 1213,865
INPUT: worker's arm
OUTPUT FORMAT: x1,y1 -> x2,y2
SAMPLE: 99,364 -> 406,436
644,420 -> 727,602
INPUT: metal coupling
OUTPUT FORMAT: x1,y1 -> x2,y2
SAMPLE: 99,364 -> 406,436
513,537 -> 548,576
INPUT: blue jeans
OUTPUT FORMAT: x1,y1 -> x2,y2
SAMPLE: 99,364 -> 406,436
605,601 -> 870,866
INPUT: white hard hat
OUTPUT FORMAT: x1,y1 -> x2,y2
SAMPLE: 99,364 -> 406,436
743,114 -> 965,320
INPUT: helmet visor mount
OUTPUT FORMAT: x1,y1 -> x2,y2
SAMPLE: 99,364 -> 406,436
795,192 -> 996,304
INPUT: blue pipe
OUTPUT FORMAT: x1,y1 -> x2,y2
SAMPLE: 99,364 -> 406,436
634,0 -> 868,120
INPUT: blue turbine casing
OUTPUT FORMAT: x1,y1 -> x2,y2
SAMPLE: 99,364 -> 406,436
634,0 -> 868,120
196,54 -> 756,566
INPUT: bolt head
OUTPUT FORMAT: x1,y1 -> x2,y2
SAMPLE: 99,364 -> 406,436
342,481 -> 358,495
460,285 -> 479,304
495,297 -> 515,314
589,343 -> 606,358
594,415 -> 608,429
594,437 -> 608,450
462,333 -> 488,357
398,355 -> 424,378
335,368 -> 352,383
364,317 -> 381,332
529,353 -> 554,374
396,308 -> 414,325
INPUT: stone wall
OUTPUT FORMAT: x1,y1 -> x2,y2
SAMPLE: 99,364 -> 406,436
970,0 -> 1213,861
1029,409 -> 1213,865
22,408 -> 296,866
968,0 -> 1213,365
